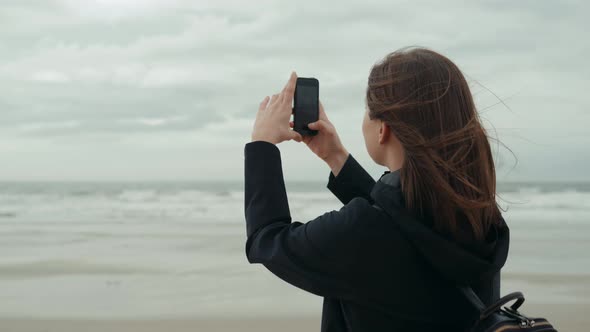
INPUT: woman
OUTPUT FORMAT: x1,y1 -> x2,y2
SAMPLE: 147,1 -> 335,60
244,47 -> 510,331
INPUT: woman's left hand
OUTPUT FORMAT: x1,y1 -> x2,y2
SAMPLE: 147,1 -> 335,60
251,71 -> 303,145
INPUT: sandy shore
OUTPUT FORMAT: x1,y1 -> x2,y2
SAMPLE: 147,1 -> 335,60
1,184 -> 588,332
1,316 -> 320,332
1,304 -> 587,332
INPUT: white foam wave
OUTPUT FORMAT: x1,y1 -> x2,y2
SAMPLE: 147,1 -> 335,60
0,185 -> 588,226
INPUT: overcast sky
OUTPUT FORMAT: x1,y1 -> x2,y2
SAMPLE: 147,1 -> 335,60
0,0 -> 588,182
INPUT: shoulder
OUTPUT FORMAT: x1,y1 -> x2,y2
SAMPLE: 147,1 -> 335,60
306,197 -> 383,247
310,197 -> 382,231
304,197 -> 399,251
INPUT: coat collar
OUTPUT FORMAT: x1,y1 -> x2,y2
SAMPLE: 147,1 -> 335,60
379,169 -> 401,187
370,169 -> 405,218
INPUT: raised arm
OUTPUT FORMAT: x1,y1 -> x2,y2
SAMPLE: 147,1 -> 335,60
287,98 -> 376,205
244,141 -> 368,299
326,152 -> 377,205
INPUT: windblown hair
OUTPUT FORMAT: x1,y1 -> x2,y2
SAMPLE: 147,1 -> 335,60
366,47 -> 502,241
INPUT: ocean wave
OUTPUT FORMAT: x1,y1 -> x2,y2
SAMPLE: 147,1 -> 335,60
0,184 -> 588,225
116,190 -> 159,202
499,190 -> 590,210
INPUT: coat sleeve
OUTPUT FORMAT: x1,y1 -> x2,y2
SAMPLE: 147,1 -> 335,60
244,141 -> 370,300
326,153 -> 377,205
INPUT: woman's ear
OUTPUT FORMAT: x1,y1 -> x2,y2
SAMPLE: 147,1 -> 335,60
378,121 -> 390,144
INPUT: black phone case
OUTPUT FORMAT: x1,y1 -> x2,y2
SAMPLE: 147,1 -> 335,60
293,77 -> 319,136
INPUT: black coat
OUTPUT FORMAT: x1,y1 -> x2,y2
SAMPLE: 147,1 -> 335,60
244,141 -> 510,331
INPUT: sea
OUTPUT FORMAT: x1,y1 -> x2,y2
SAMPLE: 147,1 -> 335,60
0,180 -> 588,319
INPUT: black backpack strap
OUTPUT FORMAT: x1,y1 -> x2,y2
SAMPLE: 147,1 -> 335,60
459,287 -> 486,313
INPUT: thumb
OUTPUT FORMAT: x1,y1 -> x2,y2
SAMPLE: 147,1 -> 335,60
307,120 -> 327,131
289,130 -> 303,143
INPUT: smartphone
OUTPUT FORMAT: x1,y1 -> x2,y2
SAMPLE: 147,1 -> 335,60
293,77 -> 319,136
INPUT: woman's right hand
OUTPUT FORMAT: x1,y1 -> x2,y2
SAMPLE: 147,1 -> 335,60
289,101 -> 350,176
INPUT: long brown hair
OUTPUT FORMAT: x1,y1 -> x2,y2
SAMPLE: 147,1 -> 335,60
366,47 -> 502,241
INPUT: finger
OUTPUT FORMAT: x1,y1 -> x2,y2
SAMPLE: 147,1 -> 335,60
289,121 -> 294,128
307,119 -> 331,133
270,93 -> 280,105
302,136 -> 312,145
282,71 -> 297,105
259,96 -> 270,112
282,71 -> 297,93
277,91 -> 285,105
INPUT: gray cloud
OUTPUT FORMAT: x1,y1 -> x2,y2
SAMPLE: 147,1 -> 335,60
0,0 -> 588,181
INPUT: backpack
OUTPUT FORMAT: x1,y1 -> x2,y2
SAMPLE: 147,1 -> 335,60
372,203 -> 557,332
458,285 -> 556,331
